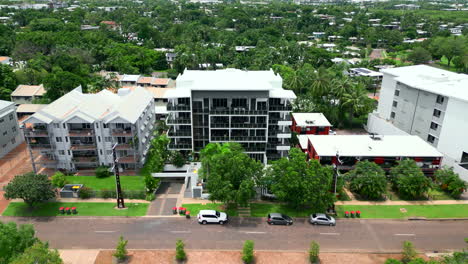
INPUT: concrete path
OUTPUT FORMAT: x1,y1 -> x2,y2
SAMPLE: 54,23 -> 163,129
59,249 -> 99,264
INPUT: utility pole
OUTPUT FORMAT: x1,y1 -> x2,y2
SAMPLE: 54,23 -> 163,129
112,143 -> 125,209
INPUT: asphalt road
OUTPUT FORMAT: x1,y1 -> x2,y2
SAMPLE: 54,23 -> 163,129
1,216 -> 467,252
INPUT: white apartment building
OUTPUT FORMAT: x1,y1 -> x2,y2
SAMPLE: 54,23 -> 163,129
23,87 -> 155,173
367,65 -> 468,180
0,100 -> 23,159
165,69 -> 296,163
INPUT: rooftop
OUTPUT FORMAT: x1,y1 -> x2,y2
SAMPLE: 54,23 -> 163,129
24,86 -> 153,124
0,99 -> 14,110
381,65 -> 468,103
292,113 -> 332,127
16,104 -> 47,113
11,84 -> 46,97
304,135 -> 442,158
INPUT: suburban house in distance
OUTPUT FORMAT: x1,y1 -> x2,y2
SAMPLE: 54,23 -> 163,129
22,87 -> 155,173
165,68 -> 296,163
0,100 -> 23,159
299,134 -> 443,175
291,113 -> 332,135
10,84 -> 46,104
367,65 -> 468,180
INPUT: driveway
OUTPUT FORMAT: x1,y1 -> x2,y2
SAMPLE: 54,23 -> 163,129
147,180 -> 185,216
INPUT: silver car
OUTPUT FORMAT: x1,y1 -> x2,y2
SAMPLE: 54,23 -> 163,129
309,213 -> 336,226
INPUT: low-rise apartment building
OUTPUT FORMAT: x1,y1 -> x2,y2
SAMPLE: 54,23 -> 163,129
0,100 -> 23,159
367,65 -> 468,180
23,87 -> 155,173
165,69 -> 296,163
10,84 -> 46,104
291,113 -> 332,135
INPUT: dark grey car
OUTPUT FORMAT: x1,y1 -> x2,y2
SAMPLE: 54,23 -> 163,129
267,213 -> 293,225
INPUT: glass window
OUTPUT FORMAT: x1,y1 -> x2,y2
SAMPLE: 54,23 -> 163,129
56,137 -> 62,142
392,101 -> 398,107
436,95 -> 444,104
58,150 -> 65,155
390,112 -> 396,119
394,90 -> 400,96
430,122 -> 438,130
433,109 -> 441,118
427,135 -> 435,143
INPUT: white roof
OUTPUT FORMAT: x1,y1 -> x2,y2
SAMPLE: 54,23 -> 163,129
306,135 -> 442,158
0,99 -> 14,110
298,134 -> 309,150
24,86 -> 153,124
350,68 -> 383,77
293,113 -> 331,127
381,65 -> 468,103
120,74 -> 141,82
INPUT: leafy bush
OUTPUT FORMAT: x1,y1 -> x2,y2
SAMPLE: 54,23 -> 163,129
122,190 -> 146,199
385,259 -> 402,264
309,241 -> 320,264
50,172 -> 67,188
435,167 -> 467,199
346,160 -> 387,200
100,189 -> 114,199
175,239 -> 186,261
402,241 -> 417,264
144,174 -> 160,193
145,193 -> 155,201
95,166 -> 111,178
242,240 -> 254,264
78,187 -> 92,199
390,160 -> 431,200
171,151 -> 186,168
113,236 -> 128,261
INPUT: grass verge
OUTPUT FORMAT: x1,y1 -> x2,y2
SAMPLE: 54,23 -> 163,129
335,204 -> 468,219
182,203 -> 239,217
3,202 -> 149,217
65,176 -> 144,191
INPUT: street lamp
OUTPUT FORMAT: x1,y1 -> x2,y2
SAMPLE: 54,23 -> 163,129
111,143 -> 125,209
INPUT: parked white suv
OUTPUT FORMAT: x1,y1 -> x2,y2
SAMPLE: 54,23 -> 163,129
197,210 -> 228,225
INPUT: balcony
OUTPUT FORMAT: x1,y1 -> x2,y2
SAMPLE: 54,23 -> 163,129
73,156 -> 98,164
29,143 -> 53,150
36,155 -> 57,164
211,123 -> 230,128
168,129 -> 192,137
118,156 -> 138,164
231,123 -> 267,128
167,104 -> 191,111
111,129 -> 133,137
24,128 -> 49,137
69,129 -> 94,137
166,118 -> 191,125
115,144 -> 134,150
230,136 -> 266,142
210,136 -> 230,141
269,105 -> 292,111
210,108 -> 268,115
168,143 -> 192,150
71,143 -> 96,151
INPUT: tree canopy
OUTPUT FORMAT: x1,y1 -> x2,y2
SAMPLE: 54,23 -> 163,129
4,173 -> 56,207
346,160 -> 387,200
0,221 -> 37,264
390,159 -> 432,200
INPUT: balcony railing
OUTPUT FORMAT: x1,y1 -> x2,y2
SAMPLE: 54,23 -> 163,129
36,155 -> 57,164
167,104 -> 191,111
210,136 -> 230,141
168,143 -> 192,149
168,130 -> 192,137
118,156 -> 138,164
211,123 -> 230,128
72,157 -> 98,163
69,129 -> 94,137
269,105 -> 293,111
230,136 -> 266,141
193,107 -> 209,113
29,143 -> 53,150
24,128 -> 49,137
111,129 -> 133,137
166,118 -> 191,125
71,143 -> 96,150
210,109 -> 268,115
231,123 -> 267,128
115,144 -> 133,150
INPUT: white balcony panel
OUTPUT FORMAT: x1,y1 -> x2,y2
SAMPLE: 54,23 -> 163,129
278,121 -> 292,126
276,146 -> 291,151
277,133 -> 292,139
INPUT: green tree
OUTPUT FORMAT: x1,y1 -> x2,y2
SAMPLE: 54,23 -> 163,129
266,148 -> 335,210
309,241 -> 320,264
95,166 -> 111,178
113,236 -> 128,261
175,239 -> 186,262
0,222 -> 37,264
407,47 -> 432,64
346,160 -> 387,200
141,135 -> 170,176
171,151 -> 186,168
200,143 -> 263,206
0,64 -> 17,101
341,84 -> 373,126
435,167 -> 467,199
43,68 -> 84,101
242,240 -> 254,264
390,160 -> 431,200
10,241 -> 63,264
144,174 -> 160,194
402,241 -> 417,264
50,172 -> 67,188
4,173 -> 56,207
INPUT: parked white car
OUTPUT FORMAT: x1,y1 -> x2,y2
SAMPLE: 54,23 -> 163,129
197,210 -> 228,225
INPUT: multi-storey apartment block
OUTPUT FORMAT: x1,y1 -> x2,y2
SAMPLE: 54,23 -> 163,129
0,100 -> 23,159
165,69 -> 296,163
367,65 -> 468,180
23,87 -> 155,173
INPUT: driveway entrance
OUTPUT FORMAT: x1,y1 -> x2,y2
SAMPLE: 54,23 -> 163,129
147,178 -> 186,216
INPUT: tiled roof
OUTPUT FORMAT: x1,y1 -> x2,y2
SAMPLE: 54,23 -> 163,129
11,84 -> 46,97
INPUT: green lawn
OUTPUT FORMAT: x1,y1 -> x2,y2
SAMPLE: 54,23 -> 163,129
182,203 -> 239,217
250,203 -> 315,217
65,176 -> 144,191
2,202 -> 149,217
335,204 -> 468,219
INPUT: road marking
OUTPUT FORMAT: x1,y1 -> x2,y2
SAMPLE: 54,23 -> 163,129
170,231 -> 191,234
319,233 -> 340,235
241,231 -> 267,234
394,234 -> 415,236
95,231 -> 116,233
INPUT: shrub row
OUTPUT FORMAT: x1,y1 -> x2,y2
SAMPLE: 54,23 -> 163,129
79,187 -> 146,199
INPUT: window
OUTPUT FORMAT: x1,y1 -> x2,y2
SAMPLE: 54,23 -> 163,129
9,114 -> 13,120
54,124 -> 59,128
98,136 -> 101,142
0,118 -> 3,123
390,112 -> 396,119
103,123 -> 109,128
212,98 -> 227,109
65,137 -> 69,142
394,90 -> 400,96
63,124 -> 66,128
12,127 -> 16,133
433,109 -> 441,118
392,101 -> 398,107
427,135 -> 435,144
56,137 -> 63,142
461,152 -> 468,163
96,123 -> 99,128
99,149 -> 103,155
11,138 -> 16,144
105,137 -> 112,142
67,150 -> 71,155
436,95 -> 445,104
2,131 -> 7,136
2,144 -> 6,148
430,122 -> 438,130
58,150 -> 65,155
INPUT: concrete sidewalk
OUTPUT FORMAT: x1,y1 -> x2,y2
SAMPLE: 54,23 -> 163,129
59,249 -> 99,264
10,198 -> 150,203
336,200 -> 468,206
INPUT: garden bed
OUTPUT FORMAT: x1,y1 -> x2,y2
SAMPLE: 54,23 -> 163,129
2,202 -> 149,217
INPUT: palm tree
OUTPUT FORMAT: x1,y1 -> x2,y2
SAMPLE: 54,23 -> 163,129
310,67 -> 332,97
340,83 -> 369,126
